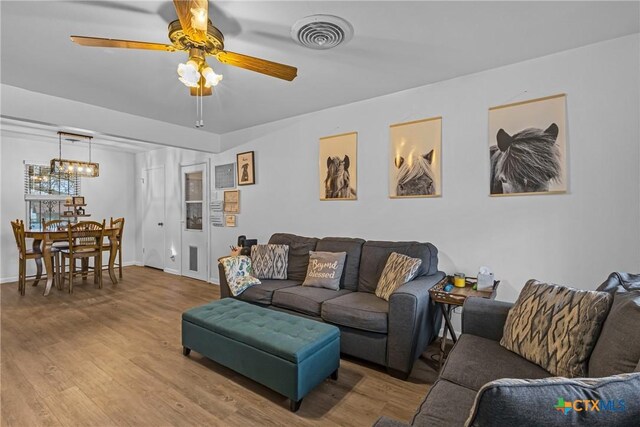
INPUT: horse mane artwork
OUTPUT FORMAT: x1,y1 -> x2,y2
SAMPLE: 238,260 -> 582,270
324,155 -> 356,199
490,123 -> 562,195
395,150 -> 436,196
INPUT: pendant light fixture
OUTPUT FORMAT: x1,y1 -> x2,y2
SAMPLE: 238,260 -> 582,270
50,131 -> 99,178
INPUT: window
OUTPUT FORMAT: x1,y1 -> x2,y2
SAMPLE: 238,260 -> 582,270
24,162 -> 80,229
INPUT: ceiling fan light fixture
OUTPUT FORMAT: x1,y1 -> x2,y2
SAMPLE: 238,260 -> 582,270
202,66 -> 223,88
291,15 -> 353,50
177,60 -> 201,87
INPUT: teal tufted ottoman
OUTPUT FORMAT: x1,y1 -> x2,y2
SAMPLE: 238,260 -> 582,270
182,298 -> 340,412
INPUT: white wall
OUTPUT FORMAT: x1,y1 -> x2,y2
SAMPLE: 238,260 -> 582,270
211,34 -> 640,306
0,133 -> 138,282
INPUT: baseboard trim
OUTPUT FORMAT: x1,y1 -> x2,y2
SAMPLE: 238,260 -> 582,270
164,268 -> 180,276
0,276 -> 18,284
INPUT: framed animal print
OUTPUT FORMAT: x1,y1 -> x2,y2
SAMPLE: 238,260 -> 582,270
389,117 -> 442,198
236,151 -> 255,186
319,132 -> 357,200
489,94 -> 567,196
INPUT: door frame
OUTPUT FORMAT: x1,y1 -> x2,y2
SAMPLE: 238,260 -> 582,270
142,165 -> 166,271
179,160 -> 210,281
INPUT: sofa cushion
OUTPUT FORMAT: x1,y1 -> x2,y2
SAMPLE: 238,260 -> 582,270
412,379 -> 477,427
272,286 -> 351,317
441,334 -> 551,391
589,291 -> 640,377
466,373 -> 640,427
250,244 -> 289,280
316,237 -> 365,291
358,241 -> 438,293
302,251 -> 347,290
237,279 -> 300,305
269,233 -> 318,282
500,280 -> 612,377
321,292 -> 389,333
375,252 -> 422,301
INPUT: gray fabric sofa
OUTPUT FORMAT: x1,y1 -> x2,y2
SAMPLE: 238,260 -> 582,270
218,233 -> 445,378
374,273 -> 640,426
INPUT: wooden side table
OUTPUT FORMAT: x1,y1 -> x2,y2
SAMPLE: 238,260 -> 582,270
429,276 -> 500,369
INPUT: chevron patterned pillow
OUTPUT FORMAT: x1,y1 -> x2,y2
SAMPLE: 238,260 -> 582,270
500,280 -> 613,377
375,252 -> 422,301
250,244 -> 289,280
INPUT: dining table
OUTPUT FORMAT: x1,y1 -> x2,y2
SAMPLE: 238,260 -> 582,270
25,226 -> 120,296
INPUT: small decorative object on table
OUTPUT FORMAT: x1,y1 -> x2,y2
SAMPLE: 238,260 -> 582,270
453,272 -> 465,288
429,274 -> 500,369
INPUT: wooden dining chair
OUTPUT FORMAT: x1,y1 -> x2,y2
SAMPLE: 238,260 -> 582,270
60,220 -> 105,293
103,217 -> 125,279
10,219 -> 43,295
42,219 -> 71,289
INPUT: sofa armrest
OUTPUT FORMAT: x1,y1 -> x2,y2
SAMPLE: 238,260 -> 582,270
387,272 -> 445,376
217,262 -> 231,299
461,297 -> 513,341
371,416 -> 411,427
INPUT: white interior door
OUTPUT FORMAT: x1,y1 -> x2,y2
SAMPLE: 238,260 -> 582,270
143,166 -> 165,270
181,162 -> 209,281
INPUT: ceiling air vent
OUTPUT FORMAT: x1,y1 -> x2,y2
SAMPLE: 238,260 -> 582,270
291,15 -> 353,50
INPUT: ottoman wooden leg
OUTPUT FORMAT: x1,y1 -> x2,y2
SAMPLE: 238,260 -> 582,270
182,347 -> 191,356
289,398 -> 302,412
330,369 -> 338,380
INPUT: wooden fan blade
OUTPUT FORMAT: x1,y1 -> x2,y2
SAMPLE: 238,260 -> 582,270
70,36 -> 177,52
215,51 -> 298,81
173,0 -> 208,43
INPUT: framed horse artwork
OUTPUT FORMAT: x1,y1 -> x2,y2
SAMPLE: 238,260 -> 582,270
489,94 -> 567,196
319,132 -> 357,201
389,116 -> 442,198
236,151 -> 255,186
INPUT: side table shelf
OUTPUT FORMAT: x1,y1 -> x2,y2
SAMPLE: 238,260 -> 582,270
429,276 -> 500,369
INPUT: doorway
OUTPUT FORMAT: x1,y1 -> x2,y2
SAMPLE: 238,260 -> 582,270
181,162 -> 209,281
143,166 -> 166,270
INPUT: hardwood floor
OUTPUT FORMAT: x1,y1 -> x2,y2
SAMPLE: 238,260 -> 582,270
1,266 -> 440,426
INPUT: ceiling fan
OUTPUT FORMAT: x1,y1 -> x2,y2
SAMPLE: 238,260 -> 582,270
70,0 -> 298,98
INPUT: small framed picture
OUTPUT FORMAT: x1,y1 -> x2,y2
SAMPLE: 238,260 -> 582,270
236,151 -> 255,186
225,214 -> 237,227
72,196 -> 85,205
224,190 -> 240,213
62,210 -> 74,217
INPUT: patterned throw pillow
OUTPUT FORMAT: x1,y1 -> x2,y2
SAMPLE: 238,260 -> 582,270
374,252 -> 422,301
302,251 -> 347,290
221,256 -> 261,297
250,244 -> 289,280
500,280 -> 613,377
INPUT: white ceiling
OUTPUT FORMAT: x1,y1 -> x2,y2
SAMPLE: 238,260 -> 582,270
1,1 -> 638,135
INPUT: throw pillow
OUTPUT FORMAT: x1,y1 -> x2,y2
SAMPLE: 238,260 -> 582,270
500,280 -> 613,377
302,251 -> 347,290
589,291 -> 640,377
465,373 -> 640,427
251,244 -> 289,280
221,256 -> 261,297
374,252 -> 422,301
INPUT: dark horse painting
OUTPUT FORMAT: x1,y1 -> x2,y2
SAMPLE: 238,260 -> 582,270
395,150 -> 436,196
490,123 -> 561,194
325,155 -> 356,199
